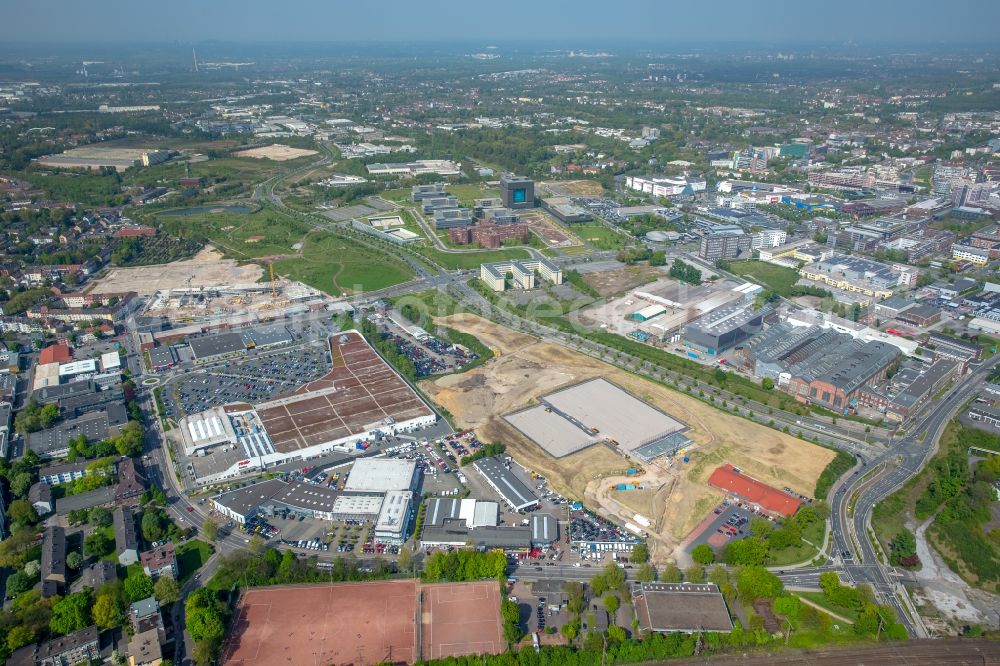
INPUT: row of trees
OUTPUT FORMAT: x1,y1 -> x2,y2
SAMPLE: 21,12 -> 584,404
615,246 -> 665,267
186,589 -> 228,666
421,550 -> 508,583
459,441 -> 505,466
668,259 -> 702,285
359,317 -> 418,380
67,420 -> 144,460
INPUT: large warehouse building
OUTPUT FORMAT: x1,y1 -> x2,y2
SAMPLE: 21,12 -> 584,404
178,331 -> 437,485
210,459 -> 418,543
683,303 -> 767,355
504,378 -> 690,461
471,456 -> 539,512
633,583 -> 733,634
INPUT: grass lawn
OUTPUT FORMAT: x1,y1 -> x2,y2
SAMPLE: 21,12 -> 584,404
795,591 -> 859,622
730,260 -> 801,296
414,246 -> 531,270
155,208 -> 311,259
976,334 -> 999,359
382,184 -> 499,208
273,233 -> 413,294
445,183 -> 500,207
560,245 -> 593,256
176,539 -> 215,582
767,519 -> 825,566
573,222 -> 629,250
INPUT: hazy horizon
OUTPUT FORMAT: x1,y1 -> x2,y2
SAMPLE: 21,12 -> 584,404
2,0 -> 998,46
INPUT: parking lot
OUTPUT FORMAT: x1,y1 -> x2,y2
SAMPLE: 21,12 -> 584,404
379,319 -> 478,378
437,430 -> 485,464
685,502 -> 760,555
384,439 -> 466,496
162,343 -> 330,417
507,581 -> 575,637
569,507 -> 642,561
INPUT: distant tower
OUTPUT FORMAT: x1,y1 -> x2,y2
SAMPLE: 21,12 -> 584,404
192,48 -> 199,73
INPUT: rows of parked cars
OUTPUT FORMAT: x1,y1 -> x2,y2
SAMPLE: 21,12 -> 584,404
379,327 -> 476,378
169,346 -> 329,416
242,516 -> 279,539
716,511 -> 748,539
283,538 -> 329,551
569,508 -> 642,548
438,430 -> 483,461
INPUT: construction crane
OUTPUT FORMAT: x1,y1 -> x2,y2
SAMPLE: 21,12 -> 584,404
268,262 -> 278,300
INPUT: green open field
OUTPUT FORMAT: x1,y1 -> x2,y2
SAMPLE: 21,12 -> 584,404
730,260 -> 801,295
274,233 -> 413,294
795,591 -> 859,622
383,184 -> 500,208
125,157 -> 298,189
153,205 -> 412,295
155,208 -> 310,259
414,246 -> 531,270
446,183 -> 500,207
573,222 -> 629,250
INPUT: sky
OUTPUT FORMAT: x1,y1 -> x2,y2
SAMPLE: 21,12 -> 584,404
2,0 -> 998,45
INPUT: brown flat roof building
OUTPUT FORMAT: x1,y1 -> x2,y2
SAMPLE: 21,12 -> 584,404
633,583 -> 733,633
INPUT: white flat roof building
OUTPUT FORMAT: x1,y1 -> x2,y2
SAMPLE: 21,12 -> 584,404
374,490 -> 413,544
460,498 -> 500,528
59,360 -> 98,377
179,406 -> 238,455
344,458 -> 417,493
100,352 -> 122,372
331,493 -> 384,518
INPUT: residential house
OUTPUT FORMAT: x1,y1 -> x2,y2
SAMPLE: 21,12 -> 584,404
114,506 -> 140,566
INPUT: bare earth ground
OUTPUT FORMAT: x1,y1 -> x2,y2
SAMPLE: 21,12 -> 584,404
234,144 -> 318,161
538,180 -> 605,197
582,265 -> 663,297
420,314 -> 834,561
89,246 -> 263,295
910,516 -> 1000,632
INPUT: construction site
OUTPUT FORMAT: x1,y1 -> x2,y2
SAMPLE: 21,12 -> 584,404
142,273 -> 322,322
420,314 -> 834,563
576,274 -> 760,342
90,247 -> 326,321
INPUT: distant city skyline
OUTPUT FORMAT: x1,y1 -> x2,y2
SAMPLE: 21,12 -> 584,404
2,0 -> 999,46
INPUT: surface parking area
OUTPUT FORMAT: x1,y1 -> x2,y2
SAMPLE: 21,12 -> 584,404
570,507 -> 641,560
684,502 -> 758,555
163,344 -> 330,418
380,318 -> 478,378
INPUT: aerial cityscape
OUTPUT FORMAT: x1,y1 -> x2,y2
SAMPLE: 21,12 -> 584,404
0,1 -> 999,665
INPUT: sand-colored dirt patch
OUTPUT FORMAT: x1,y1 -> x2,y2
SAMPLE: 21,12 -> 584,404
420,314 -> 834,553
90,247 -> 263,295
234,144 -> 318,161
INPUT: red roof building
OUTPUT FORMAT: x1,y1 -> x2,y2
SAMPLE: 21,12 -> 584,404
707,464 -> 803,518
39,344 -> 72,365
140,542 -> 177,580
114,226 -> 156,238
